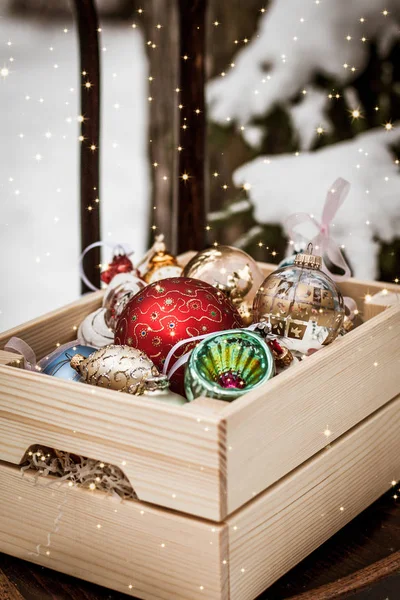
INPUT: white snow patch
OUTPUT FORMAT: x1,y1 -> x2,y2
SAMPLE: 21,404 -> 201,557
233,126 -> 400,280
289,87 -> 332,150
208,0 -> 400,147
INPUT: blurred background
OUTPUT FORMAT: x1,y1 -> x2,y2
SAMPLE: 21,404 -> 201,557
1,0 -> 399,331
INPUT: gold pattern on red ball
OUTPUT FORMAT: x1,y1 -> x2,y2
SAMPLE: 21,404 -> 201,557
114,277 -> 243,393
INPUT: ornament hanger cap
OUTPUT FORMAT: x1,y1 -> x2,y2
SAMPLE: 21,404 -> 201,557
294,242 -> 322,270
143,375 -> 170,392
70,354 -> 85,371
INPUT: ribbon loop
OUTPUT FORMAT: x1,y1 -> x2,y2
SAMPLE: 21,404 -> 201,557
284,178 -> 352,281
79,241 -> 135,291
321,178 -> 350,225
4,337 -> 37,370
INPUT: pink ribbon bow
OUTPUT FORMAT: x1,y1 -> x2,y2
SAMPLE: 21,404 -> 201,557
284,177 -> 352,280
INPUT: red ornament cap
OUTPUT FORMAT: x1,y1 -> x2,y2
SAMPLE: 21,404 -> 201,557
114,277 -> 244,393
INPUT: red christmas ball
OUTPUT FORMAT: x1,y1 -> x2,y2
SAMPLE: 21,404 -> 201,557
114,277 -> 244,393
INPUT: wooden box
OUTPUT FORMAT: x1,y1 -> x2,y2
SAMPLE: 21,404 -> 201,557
0,261 -> 399,600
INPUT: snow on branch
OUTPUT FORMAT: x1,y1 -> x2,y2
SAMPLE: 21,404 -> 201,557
233,125 -> 400,280
208,0 -> 400,149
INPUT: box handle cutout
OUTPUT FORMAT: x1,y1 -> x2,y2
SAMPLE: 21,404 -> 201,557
20,445 -> 137,500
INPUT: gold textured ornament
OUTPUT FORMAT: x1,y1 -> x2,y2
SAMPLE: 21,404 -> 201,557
183,245 -> 264,309
143,251 -> 182,283
70,344 -> 162,395
253,243 -> 345,354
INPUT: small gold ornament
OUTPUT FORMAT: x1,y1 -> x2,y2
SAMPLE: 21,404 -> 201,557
70,345 -> 161,395
137,234 -> 182,283
143,250 -> 182,283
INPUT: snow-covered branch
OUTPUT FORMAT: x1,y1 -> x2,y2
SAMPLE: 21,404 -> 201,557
233,126 -> 400,279
208,0 -> 400,149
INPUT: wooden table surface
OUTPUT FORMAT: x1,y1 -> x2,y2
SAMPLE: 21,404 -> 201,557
0,488 -> 399,600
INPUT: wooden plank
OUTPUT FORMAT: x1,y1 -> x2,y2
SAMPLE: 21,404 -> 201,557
0,366 -> 226,521
0,292 -> 103,359
177,250 -> 196,267
0,464 -> 229,600
363,290 -> 400,322
339,278 -> 400,315
288,552 -> 400,600
227,394 -> 400,600
0,352 -> 22,368
224,304 -> 400,515
363,301 -> 386,321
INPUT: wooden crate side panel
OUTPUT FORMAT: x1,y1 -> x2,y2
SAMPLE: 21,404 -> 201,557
0,366 -> 227,521
0,291 -> 104,359
0,350 -> 22,367
224,305 -> 400,514
0,465 -> 229,600
363,301 -> 386,321
338,278 -> 399,314
227,394 -> 400,600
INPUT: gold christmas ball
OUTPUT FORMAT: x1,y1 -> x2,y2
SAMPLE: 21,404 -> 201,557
143,251 -> 182,283
183,245 -> 264,307
70,344 -> 160,395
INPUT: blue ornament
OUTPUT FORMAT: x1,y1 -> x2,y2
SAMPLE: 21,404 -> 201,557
278,254 -> 296,269
40,344 -> 95,381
